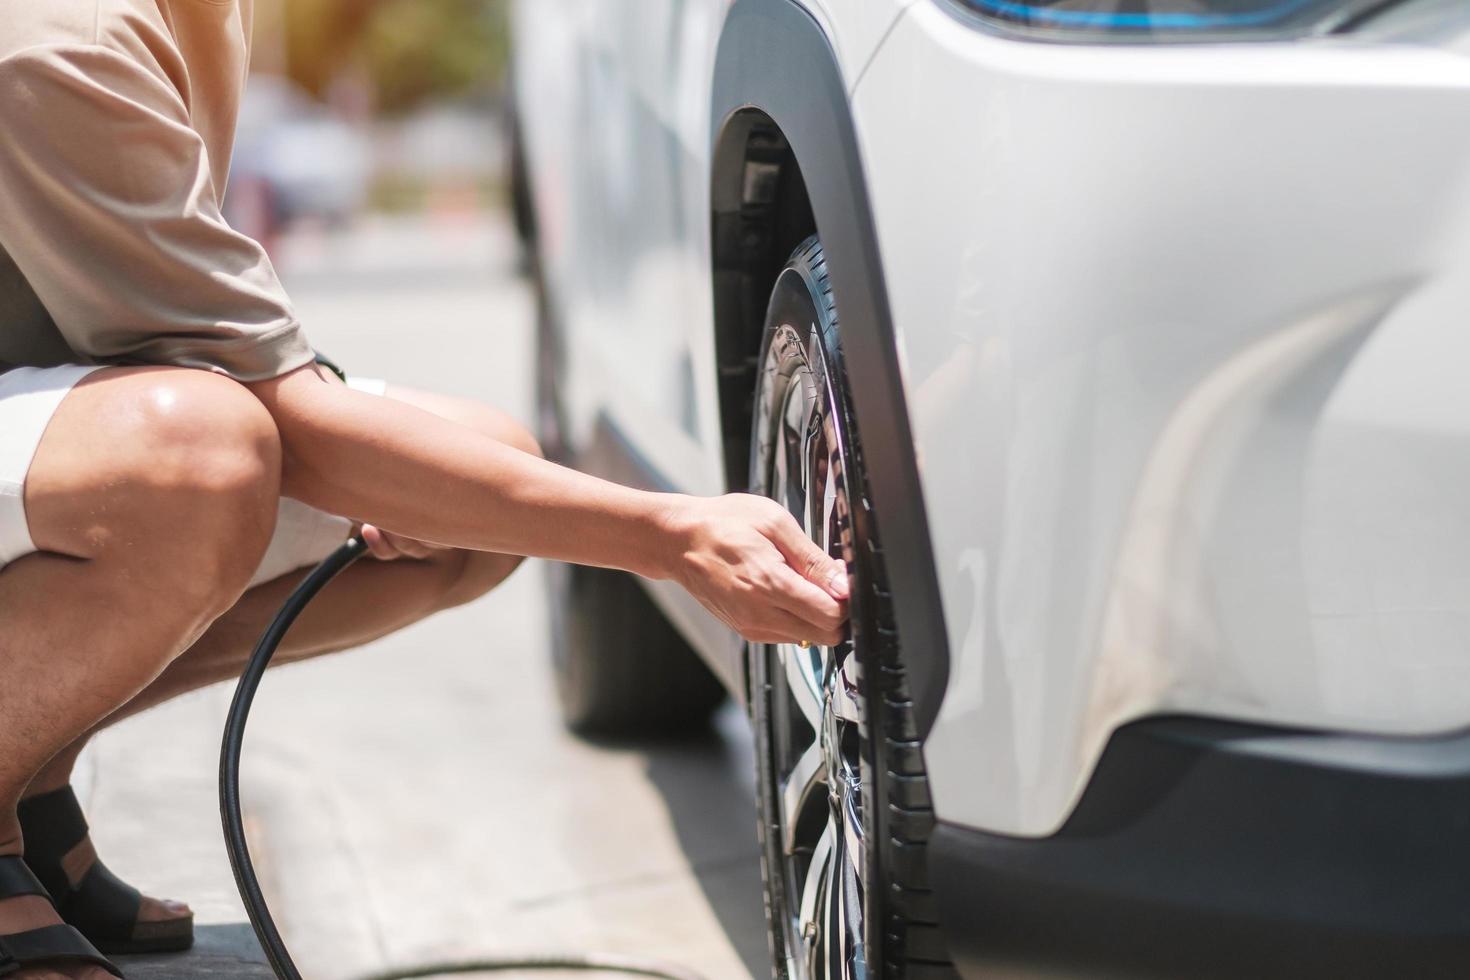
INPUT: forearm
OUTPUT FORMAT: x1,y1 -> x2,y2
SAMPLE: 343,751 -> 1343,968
247,367 -> 679,578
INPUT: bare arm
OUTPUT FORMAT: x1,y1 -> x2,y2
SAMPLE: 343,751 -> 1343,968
247,366 -> 848,645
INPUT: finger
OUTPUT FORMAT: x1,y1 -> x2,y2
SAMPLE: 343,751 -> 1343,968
360,525 -> 401,561
771,606 -> 845,648
744,605 -> 844,648
769,563 -> 848,634
766,512 -> 850,600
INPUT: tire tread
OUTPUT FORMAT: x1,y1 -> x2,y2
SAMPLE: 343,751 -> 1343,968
788,237 -> 958,980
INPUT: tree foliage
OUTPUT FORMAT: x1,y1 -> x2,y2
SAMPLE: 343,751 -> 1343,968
283,0 -> 508,113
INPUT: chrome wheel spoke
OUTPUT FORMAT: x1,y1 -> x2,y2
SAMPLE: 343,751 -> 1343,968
798,819 -> 836,955
781,739 -> 826,853
774,417 -> 800,518
830,654 -> 864,725
804,420 -> 823,540
821,825 -> 841,979
837,844 -> 866,980
780,375 -> 814,521
782,642 -> 825,729
841,784 -> 866,884
818,435 -> 841,556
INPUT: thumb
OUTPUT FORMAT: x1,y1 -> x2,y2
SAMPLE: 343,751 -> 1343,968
768,512 -> 849,601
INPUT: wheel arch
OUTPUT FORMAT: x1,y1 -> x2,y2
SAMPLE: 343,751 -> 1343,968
710,0 -> 950,737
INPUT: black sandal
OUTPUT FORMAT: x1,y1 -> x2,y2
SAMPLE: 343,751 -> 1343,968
18,788 -> 193,955
0,856 -> 121,977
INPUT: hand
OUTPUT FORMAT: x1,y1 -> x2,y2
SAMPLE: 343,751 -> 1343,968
358,523 -> 447,561
660,493 -> 850,647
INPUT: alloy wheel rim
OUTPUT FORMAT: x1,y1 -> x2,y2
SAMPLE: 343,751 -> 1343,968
766,343 -> 869,980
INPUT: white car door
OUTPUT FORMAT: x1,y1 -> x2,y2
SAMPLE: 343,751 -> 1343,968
542,1 -> 729,497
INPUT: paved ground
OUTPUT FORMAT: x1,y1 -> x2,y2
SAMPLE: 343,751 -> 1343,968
82,213 -> 767,980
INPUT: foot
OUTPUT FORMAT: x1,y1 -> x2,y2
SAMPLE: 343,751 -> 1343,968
19,787 -> 193,954
53,834 -> 193,927
0,893 -> 114,979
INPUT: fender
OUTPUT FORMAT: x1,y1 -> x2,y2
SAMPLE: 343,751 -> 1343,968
711,0 -> 950,736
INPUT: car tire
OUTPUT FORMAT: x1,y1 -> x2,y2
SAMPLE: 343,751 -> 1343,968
750,237 -> 953,980
531,197 -> 725,736
547,560 -> 727,736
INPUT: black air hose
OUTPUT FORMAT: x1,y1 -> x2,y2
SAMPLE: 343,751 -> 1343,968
220,536 -> 710,980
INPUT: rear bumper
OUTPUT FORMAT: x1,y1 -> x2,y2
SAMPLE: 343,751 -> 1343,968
931,718 -> 1470,979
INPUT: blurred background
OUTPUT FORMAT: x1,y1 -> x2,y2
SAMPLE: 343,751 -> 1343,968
226,0 -> 511,251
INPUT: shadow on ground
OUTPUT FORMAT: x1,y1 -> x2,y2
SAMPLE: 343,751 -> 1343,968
599,703 -> 770,978
116,923 -> 273,979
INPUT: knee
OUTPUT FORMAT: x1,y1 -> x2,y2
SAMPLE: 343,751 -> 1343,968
501,421 -> 543,461
444,399 -> 542,459
431,548 -> 524,611
102,369 -> 281,612
469,407 -> 543,460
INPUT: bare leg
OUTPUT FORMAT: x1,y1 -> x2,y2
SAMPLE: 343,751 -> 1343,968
0,368 -> 283,978
98,545 -> 519,738
18,387 -> 539,943
28,383 -> 538,786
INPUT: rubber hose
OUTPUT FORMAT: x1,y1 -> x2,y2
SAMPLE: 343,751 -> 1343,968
354,954 -> 709,980
220,536 -> 711,980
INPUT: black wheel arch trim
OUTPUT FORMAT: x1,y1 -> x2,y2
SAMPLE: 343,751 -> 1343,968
711,0 -> 950,737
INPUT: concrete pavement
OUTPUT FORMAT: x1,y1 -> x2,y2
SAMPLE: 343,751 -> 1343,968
81,213 -> 767,980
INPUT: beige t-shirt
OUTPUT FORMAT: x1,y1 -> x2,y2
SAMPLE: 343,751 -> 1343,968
0,0 -> 313,381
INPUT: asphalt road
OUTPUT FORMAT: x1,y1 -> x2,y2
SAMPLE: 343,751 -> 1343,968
84,212 -> 767,980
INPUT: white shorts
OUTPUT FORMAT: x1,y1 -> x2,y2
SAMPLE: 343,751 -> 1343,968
0,364 -> 388,589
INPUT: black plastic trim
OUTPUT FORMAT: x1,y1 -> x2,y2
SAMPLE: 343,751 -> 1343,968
931,718 -> 1470,978
710,0 -> 950,737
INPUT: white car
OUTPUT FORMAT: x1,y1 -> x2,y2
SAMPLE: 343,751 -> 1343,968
510,2 -> 1470,977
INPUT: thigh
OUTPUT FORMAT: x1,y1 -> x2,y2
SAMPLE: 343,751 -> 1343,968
0,365 -> 101,566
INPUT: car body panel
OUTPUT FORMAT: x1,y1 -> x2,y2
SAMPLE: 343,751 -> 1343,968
858,1 -> 1470,834
512,1 -> 725,501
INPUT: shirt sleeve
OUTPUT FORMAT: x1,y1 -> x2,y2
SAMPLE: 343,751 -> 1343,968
0,45 -> 314,381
